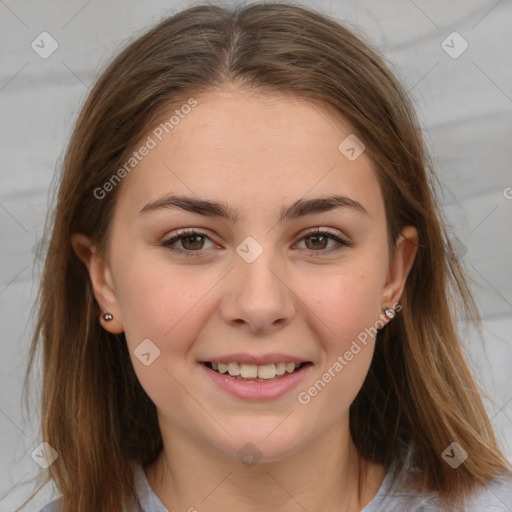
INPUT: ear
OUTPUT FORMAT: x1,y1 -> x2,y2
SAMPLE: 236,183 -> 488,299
71,233 -> 124,334
381,225 -> 418,314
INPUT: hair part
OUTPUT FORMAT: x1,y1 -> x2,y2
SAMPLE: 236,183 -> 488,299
22,2 -> 509,511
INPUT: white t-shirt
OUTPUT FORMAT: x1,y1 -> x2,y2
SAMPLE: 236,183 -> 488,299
39,457 -> 512,511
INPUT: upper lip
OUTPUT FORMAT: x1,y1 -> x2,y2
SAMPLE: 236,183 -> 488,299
200,353 -> 312,365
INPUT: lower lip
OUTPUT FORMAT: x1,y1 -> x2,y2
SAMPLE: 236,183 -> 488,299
200,363 -> 313,401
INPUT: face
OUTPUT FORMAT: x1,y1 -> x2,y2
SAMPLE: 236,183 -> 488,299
73,87 -> 417,464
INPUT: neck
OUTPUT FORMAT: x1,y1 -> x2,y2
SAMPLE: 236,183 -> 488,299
145,418 -> 387,512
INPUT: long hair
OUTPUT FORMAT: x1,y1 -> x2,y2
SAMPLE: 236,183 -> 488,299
22,2 -> 510,510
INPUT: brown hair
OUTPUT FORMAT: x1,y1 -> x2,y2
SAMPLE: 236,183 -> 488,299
22,1 -> 510,510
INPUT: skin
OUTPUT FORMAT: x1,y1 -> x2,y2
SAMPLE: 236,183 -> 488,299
72,85 -> 418,512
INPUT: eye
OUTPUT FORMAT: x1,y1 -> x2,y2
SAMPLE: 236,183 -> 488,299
295,228 -> 350,257
161,229 -> 217,257
161,227 -> 351,258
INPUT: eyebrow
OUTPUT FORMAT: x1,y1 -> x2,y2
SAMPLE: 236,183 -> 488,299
139,193 -> 369,222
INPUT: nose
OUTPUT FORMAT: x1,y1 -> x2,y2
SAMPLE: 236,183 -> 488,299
219,252 -> 296,334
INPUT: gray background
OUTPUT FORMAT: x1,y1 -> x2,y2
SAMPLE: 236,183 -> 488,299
1,0 -> 511,510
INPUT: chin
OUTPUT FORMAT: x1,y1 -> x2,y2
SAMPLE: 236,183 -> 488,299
208,427 -> 307,465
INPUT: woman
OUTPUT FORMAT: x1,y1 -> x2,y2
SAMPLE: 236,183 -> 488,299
23,2 -> 512,511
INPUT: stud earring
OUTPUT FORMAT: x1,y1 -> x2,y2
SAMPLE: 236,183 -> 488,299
103,313 -> 113,322
382,307 -> 395,320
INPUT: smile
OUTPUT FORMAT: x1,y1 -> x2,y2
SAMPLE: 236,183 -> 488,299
200,361 -> 314,400
204,361 -> 309,380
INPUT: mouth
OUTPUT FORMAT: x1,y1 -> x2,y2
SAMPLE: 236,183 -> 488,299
199,359 -> 314,401
201,361 -> 313,383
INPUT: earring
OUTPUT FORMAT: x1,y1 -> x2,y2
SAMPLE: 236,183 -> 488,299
103,313 -> 113,322
382,307 -> 395,319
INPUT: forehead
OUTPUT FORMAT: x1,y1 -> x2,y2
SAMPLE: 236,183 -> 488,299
113,88 -> 384,222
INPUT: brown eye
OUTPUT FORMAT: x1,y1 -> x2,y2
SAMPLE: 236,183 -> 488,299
162,229 -> 216,257
180,234 -> 206,251
304,233 -> 330,250
296,229 -> 350,256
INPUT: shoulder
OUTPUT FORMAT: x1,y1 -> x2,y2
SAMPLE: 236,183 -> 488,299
37,463 -> 145,512
364,443 -> 512,512
39,498 -> 61,512
38,489 -> 144,512
463,470 -> 512,510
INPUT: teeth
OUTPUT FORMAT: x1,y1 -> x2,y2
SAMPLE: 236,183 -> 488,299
258,364 -> 276,379
212,361 -> 302,380
275,362 -> 287,376
227,362 -> 240,376
286,362 -> 296,373
240,364 -> 258,378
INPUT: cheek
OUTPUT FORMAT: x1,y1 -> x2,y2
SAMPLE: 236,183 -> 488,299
309,267 -> 384,343
298,260 -> 385,397
112,250 -> 211,351
295,273 -> 382,414
112,255 -> 212,409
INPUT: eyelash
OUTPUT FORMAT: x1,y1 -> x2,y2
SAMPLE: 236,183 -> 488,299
161,228 -> 350,258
